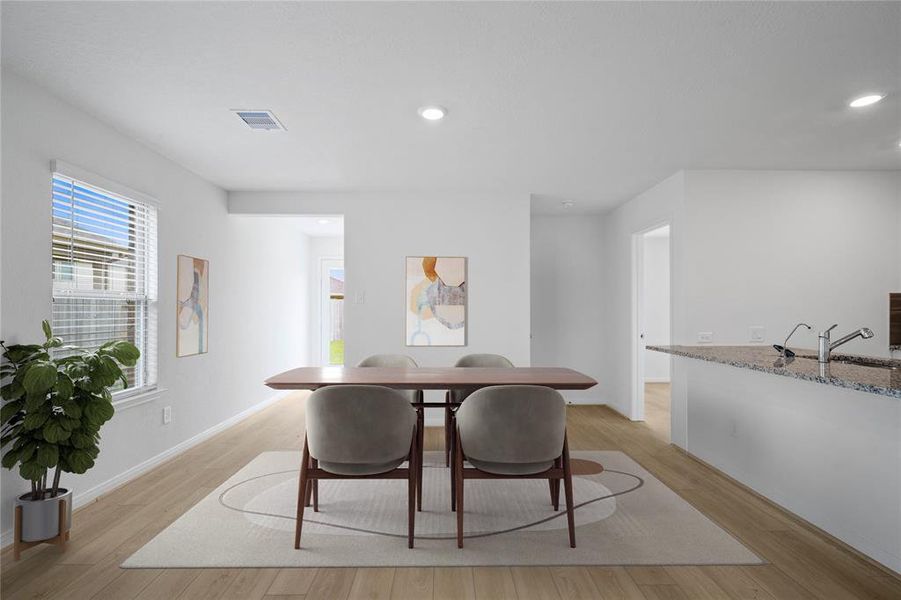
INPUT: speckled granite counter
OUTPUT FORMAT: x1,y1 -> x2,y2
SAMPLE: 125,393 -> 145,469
647,345 -> 901,399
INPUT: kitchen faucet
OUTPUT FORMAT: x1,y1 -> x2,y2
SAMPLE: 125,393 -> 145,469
817,324 -> 875,363
776,322 -> 811,358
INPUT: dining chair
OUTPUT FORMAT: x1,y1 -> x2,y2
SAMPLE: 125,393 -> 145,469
294,385 -> 419,549
452,385 -> 575,548
357,354 -> 425,510
445,353 -> 514,467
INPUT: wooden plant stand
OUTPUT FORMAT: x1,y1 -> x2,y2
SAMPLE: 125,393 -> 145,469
13,498 -> 69,560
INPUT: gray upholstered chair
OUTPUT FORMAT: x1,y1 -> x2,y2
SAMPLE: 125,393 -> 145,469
445,354 -> 514,466
452,385 -> 575,548
357,354 -> 424,510
294,385 -> 419,549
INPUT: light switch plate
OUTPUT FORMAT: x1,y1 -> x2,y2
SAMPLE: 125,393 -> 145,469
697,332 -> 713,344
163,406 -> 172,425
749,326 -> 766,343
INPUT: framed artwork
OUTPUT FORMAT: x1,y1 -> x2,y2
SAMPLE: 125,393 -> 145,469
177,255 -> 209,357
406,256 -> 466,346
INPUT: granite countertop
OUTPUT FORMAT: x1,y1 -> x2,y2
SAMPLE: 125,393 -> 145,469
647,345 -> 901,399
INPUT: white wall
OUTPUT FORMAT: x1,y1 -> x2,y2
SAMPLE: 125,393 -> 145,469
0,72 -> 309,541
642,231 -> 671,382
601,172 -> 686,429
230,191 -> 532,424
681,170 -> 901,357
530,215 -> 606,404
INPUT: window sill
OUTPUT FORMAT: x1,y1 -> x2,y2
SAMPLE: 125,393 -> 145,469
112,387 -> 168,411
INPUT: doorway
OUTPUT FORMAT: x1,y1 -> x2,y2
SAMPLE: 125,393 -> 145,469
320,258 -> 345,365
631,223 -> 671,441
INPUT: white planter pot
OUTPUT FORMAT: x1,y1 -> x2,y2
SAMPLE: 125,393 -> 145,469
15,489 -> 72,542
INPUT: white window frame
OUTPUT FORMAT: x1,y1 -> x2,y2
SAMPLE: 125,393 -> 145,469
50,160 -> 159,404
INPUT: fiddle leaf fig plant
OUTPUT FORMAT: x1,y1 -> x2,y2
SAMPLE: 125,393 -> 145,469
0,320 -> 140,500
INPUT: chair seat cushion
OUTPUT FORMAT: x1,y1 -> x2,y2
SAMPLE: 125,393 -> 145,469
319,458 -> 406,476
467,458 -> 554,476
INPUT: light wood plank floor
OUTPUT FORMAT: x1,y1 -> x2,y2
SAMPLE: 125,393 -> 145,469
2,392 -> 899,599
644,383 -> 671,443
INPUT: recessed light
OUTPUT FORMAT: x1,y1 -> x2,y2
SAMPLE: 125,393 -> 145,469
418,106 -> 447,121
317,219 -> 331,225
849,94 -> 884,108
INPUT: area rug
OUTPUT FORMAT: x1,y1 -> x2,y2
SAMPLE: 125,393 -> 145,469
122,451 -> 762,568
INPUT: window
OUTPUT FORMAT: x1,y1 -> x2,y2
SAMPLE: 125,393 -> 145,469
51,169 -> 158,397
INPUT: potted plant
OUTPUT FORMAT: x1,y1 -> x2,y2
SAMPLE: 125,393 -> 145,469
1,320 -> 139,549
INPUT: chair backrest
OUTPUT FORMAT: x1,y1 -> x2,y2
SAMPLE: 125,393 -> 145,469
305,385 -> 417,465
453,353 -> 514,368
455,385 -> 565,466
357,355 -> 419,404
451,354 -> 514,403
357,354 -> 419,368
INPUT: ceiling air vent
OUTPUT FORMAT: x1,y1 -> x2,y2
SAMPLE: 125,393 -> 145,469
232,110 -> 286,131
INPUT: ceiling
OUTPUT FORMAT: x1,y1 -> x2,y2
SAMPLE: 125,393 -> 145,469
2,2 -> 899,214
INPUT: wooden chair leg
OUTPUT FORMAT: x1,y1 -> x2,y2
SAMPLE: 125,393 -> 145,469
562,435 -> 576,548
408,429 -> 417,548
311,459 -> 319,512
295,438 -> 311,549
444,392 -> 451,467
455,426 -> 465,548
551,456 -> 562,511
450,412 -> 457,511
417,407 -> 424,511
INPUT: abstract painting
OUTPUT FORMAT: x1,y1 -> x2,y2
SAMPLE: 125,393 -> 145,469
406,256 -> 466,346
177,255 -> 209,357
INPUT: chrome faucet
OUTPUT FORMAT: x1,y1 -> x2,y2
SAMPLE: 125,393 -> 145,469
817,324 -> 875,363
779,322 -> 811,358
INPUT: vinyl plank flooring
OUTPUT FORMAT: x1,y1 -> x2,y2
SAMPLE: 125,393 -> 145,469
473,567 -> 517,600
434,567 -> 475,600
390,567 -> 434,599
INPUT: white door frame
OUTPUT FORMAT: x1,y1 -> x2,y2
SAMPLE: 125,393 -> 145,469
630,220 -> 672,421
319,257 -> 344,366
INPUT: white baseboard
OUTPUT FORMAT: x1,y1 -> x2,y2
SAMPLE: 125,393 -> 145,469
0,391 -> 288,550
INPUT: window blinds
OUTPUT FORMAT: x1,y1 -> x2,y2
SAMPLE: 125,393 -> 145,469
51,173 -> 158,394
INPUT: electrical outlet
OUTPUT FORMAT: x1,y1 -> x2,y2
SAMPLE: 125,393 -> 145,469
354,291 -> 366,305
749,326 -> 766,343
697,332 -> 713,344
163,406 -> 172,425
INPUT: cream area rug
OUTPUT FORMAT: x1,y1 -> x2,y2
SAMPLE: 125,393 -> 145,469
122,451 -> 761,568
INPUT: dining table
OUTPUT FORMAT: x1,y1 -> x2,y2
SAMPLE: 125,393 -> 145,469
264,365 -> 598,512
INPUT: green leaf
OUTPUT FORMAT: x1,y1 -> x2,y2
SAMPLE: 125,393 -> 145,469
1,400 -> 23,424
0,381 -> 25,401
101,341 -> 141,367
64,449 -> 94,474
23,362 -> 58,395
24,393 -> 48,412
42,419 -> 71,443
18,442 -> 36,463
23,412 -> 49,431
60,400 -> 81,419
42,320 -> 52,340
84,399 -> 115,425
3,344 -> 43,364
55,374 -> 74,400
2,448 -> 19,469
69,431 -> 93,449
19,460 -> 45,482
59,416 -> 80,431
36,444 -> 59,468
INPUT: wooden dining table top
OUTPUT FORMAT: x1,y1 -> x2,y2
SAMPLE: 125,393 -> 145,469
264,366 -> 598,391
